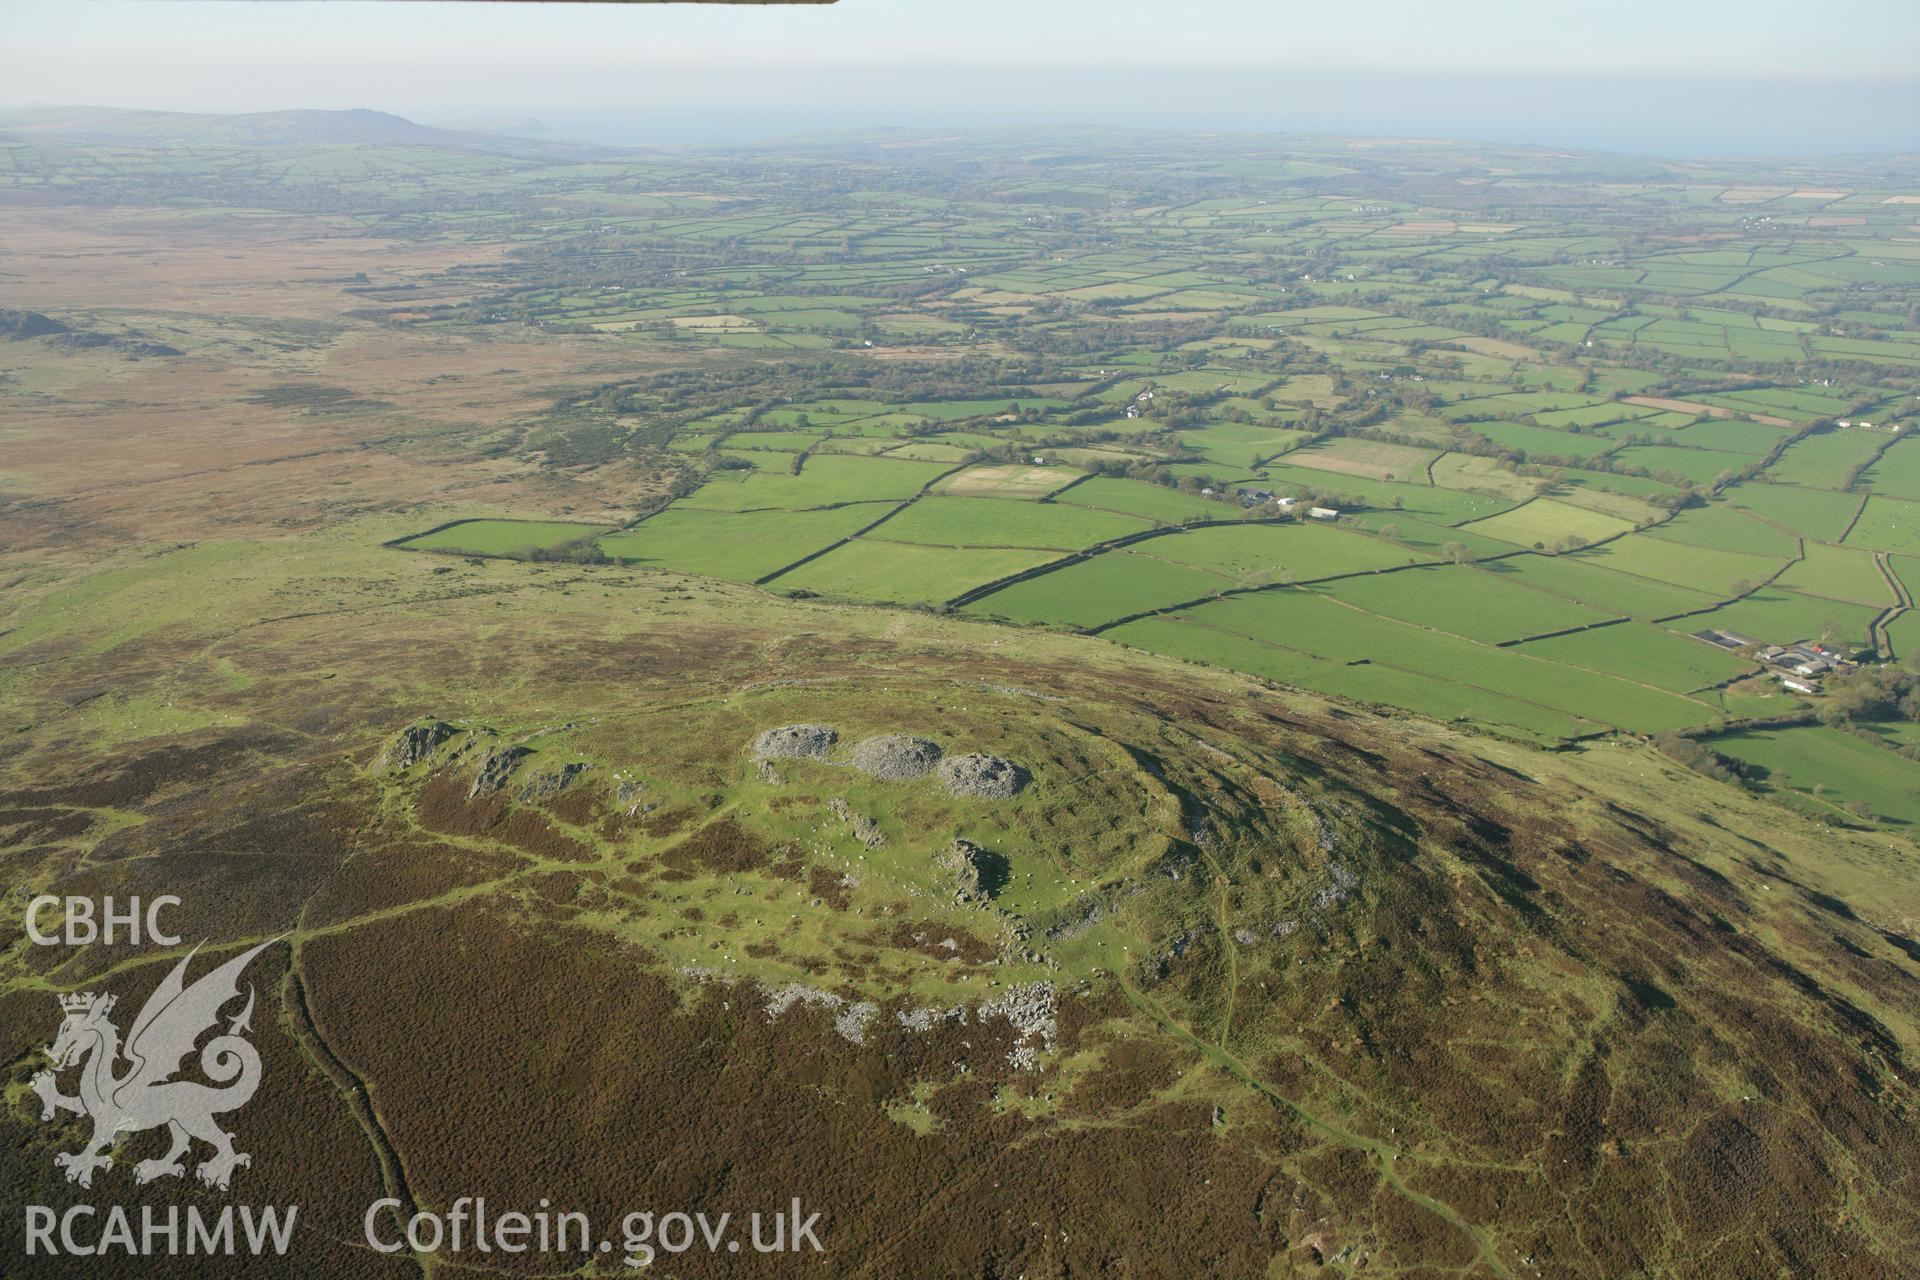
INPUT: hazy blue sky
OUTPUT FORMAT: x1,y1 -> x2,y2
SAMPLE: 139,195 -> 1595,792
3,0 -> 1916,154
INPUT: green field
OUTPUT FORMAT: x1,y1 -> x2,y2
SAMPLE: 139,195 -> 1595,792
724,430 -> 826,452
1175,589 -> 1715,734
1772,541 -> 1896,606
1055,476 -> 1232,523
1861,436 -> 1920,500
1710,725 -> 1920,826
1513,622 -> 1755,693
1458,498 -> 1638,548
962,550 -> 1228,628
872,497 -> 1146,549
679,454 -> 953,511
1641,505 -> 1801,558
931,463 -> 1082,500
1259,463 -> 1512,523
1767,430 -> 1888,488
1844,495 -> 1920,555
1574,533 -> 1787,597
1313,565 -> 1614,644
1673,587 -> 1881,649
598,506 -> 888,581
1177,422 -> 1309,467
1285,437 -> 1441,483
1466,419 -> 1620,461
1611,444 -> 1755,486
1673,418 -> 1792,455
1342,513 -> 1517,560
772,539 -> 1058,605
1132,521 -> 1417,583
1109,613 -> 1595,740
1721,482 -> 1864,541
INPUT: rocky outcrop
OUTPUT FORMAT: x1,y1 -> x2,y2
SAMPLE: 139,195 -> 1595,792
979,982 -> 1057,1070
896,1005 -> 967,1033
469,745 -> 532,798
1045,898 -> 1103,943
946,840 -> 985,901
47,332 -> 181,357
937,754 -> 1029,799
613,778 -> 656,816
751,724 -> 837,761
382,721 -> 457,770
517,762 -> 592,803
940,836 -> 1006,905
829,798 -> 887,849
849,734 -> 943,780
762,983 -> 879,1045
1312,861 -> 1358,911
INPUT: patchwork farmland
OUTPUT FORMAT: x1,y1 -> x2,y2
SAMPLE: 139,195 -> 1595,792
306,127 -> 1920,794
399,363 -> 1915,753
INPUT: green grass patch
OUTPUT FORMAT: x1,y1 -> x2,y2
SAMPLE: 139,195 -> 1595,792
1572,534 -> 1787,597
1860,436 -> 1920,500
678,454 -> 953,511
1843,496 -> 1920,556
1176,423 -> 1309,468
1472,553 -> 1718,619
1610,444 -> 1755,486
1258,464 -> 1511,523
1721,482 -> 1863,542
1463,419 -> 1619,461
1708,725 -> 1920,827
1315,565 -> 1614,644
598,506 -> 887,581
962,551 -> 1227,629
1773,542 -> 1896,606
931,463 -> 1083,500
773,540 -> 1058,606
1458,499 -> 1637,548
1671,587 -> 1880,650
1132,522 -> 1417,584
1512,623 -> 1754,693
1766,430 -> 1886,488
1672,419 -> 1793,455
1189,591 -> 1715,734
1284,437 -> 1442,484
872,497 -> 1146,550
1107,615 -> 1592,740
1641,505 -> 1801,559
1056,476 -> 1234,524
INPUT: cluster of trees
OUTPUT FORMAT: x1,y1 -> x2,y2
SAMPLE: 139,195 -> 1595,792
1816,661 -> 1920,730
1650,733 -> 1751,788
527,536 -> 611,566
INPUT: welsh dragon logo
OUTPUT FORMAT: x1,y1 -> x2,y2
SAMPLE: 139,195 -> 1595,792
31,939 -> 277,1191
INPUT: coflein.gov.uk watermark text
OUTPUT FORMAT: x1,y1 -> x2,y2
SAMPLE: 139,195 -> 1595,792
366,1197 -> 825,1268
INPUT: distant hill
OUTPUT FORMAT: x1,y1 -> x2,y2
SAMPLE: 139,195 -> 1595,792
0,106 -> 585,156
0,308 -> 70,341
0,308 -> 180,357
439,115 -> 555,139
